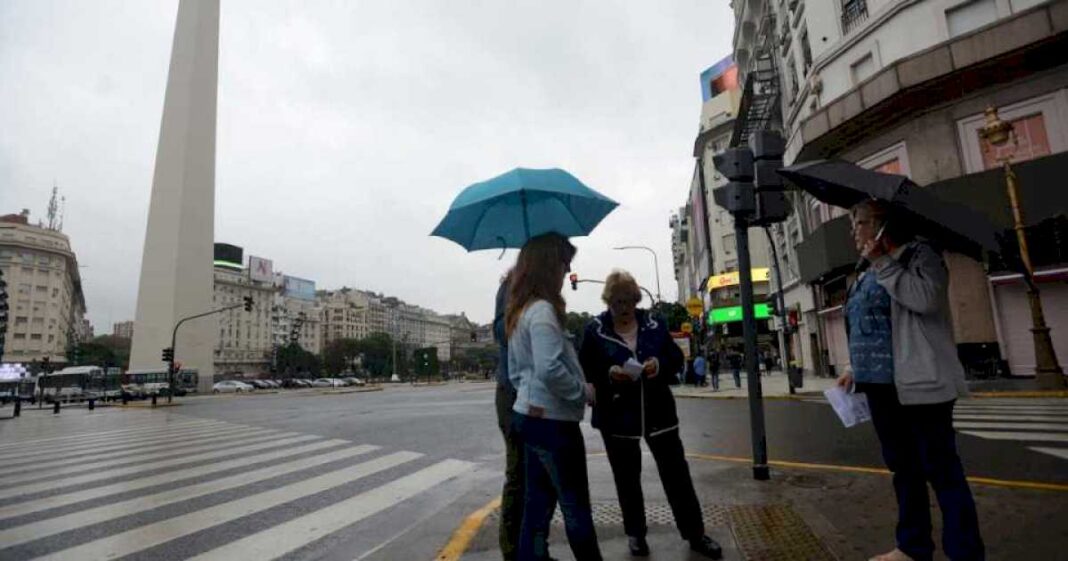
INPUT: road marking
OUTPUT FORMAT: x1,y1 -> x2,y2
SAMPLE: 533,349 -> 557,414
952,422 -> 1068,431
956,410 -> 1068,418
0,444 -> 378,548
0,433 -> 317,501
682,453 -> 1068,491
0,438 -> 348,520
0,427 -> 272,480
956,405 -> 1067,412
0,422 -> 255,468
30,451 -> 423,561
1029,447 -> 1068,461
0,418 -> 218,451
188,459 -> 474,561
959,431 -> 1068,443
434,495 -> 502,561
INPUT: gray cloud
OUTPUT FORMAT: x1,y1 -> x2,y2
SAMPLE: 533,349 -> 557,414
0,0 -> 734,330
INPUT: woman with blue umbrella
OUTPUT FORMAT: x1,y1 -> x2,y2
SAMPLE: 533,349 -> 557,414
434,168 -> 617,561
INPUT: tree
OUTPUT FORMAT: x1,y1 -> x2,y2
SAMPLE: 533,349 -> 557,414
321,338 -> 361,375
565,311 -> 593,348
651,301 -> 690,332
412,347 -> 440,379
277,343 -> 321,377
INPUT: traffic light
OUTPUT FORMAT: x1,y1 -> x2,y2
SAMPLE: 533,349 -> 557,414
712,148 -> 756,216
569,273 -> 578,291
71,344 -> 81,365
243,296 -> 253,312
749,131 -> 790,226
162,347 -> 174,362
469,331 -> 477,342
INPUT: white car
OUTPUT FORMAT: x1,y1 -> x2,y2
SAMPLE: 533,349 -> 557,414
212,380 -> 253,393
311,378 -> 345,388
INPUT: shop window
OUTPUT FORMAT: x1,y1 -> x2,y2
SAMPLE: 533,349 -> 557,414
979,113 -> 1052,169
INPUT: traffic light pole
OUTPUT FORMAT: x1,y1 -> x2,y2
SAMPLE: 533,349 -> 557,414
167,301 -> 247,403
764,227 -> 795,395
735,221 -> 770,480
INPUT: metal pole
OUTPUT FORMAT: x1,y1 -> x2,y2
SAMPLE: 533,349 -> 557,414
764,227 -> 795,394
1003,160 -> 1064,388
735,218 -> 770,480
696,158 -> 718,377
614,246 -> 662,302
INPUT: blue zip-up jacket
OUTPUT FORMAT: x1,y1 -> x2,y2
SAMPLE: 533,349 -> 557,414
509,300 -> 589,422
579,309 -> 683,438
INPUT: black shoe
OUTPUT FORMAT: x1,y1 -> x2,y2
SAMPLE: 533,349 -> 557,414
628,536 -> 650,557
689,535 -> 723,559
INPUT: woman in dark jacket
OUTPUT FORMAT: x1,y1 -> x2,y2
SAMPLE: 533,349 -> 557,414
579,270 -> 721,559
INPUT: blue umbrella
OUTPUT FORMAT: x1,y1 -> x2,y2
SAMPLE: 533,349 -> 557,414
431,167 -> 619,251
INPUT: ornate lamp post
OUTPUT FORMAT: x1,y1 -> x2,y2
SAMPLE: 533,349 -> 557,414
978,106 -> 1064,388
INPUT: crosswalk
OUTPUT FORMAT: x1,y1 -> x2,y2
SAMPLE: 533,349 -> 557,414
953,400 -> 1068,461
0,409 -> 475,560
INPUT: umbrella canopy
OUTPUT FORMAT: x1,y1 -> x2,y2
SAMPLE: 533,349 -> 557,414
777,159 -> 1001,259
431,167 -> 618,251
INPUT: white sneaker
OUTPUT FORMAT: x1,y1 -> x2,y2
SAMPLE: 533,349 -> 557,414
868,549 -> 915,561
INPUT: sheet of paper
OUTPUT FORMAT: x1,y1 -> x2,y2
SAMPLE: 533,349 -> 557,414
823,385 -> 872,428
622,358 -> 644,380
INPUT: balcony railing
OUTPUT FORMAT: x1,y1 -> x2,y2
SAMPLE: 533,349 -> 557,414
841,0 -> 869,35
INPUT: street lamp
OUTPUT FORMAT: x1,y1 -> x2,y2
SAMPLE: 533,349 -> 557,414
978,105 -> 1064,388
613,246 -> 662,302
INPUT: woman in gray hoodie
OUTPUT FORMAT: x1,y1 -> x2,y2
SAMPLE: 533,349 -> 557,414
837,199 -> 984,561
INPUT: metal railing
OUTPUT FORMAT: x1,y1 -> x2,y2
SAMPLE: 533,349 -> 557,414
841,0 -> 869,34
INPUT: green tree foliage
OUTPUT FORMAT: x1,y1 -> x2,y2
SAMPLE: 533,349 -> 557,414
412,347 -> 440,379
72,335 -> 131,369
651,301 -> 690,332
564,311 -> 593,347
321,338 -> 361,375
355,332 -> 399,378
276,343 -> 321,377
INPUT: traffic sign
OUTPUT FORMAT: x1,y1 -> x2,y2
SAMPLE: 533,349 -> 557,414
680,322 -> 693,334
686,297 -> 703,318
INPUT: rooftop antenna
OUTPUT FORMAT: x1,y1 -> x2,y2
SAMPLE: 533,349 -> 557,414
58,196 -> 66,232
46,182 -> 60,230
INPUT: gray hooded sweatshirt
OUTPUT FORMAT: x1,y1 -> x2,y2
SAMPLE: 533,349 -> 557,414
869,241 -> 968,405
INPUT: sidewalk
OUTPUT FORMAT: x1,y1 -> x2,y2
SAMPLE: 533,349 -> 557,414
672,370 -> 837,400
450,442 -> 1066,560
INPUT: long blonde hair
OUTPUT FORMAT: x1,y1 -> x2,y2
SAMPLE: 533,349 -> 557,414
505,233 -> 576,338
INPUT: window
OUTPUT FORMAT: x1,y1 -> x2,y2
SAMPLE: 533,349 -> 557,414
946,0 -> 997,38
800,29 -> 813,74
786,58 -> 800,101
30,334 -> 42,340
851,53 -> 876,85
13,333 -> 25,340
723,233 -> 736,255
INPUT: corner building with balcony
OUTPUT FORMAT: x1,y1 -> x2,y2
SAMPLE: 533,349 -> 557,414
732,0 -> 1068,377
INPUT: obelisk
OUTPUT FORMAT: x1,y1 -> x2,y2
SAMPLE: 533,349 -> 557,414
129,0 -> 220,393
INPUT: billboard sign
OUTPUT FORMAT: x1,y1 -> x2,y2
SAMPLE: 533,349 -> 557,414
213,243 -> 243,270
707,303 -> 771,325
706,268 -> 770,291
699,55 -> 739,102
248,256 -> 273,283
284,276 -> 316,301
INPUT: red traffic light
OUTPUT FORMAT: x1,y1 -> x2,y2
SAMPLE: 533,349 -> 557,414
569,273 -> 578,291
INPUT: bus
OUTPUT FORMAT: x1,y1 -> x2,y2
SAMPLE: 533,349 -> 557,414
174,368 -> 199,395
122,369 -> 170,399
38,366 -> 118,402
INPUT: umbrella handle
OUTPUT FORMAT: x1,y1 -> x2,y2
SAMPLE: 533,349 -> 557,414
497,236 -> 507,260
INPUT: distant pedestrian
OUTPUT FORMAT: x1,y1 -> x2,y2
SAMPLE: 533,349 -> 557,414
709,351 -> 720,391
728,350 -> 742,388
693,354 -> 707,388
580,270 -> 723,559
506,233 -> 601,561
837,199 -> 983,561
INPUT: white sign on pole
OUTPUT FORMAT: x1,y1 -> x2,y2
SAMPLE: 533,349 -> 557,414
248,256 -> 273,283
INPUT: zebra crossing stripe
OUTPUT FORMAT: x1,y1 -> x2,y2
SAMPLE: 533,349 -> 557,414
1029,447 -> 1068,461
0,428 -> 279,485
0,444 -> 378,548
0,418 -> 216,450
29,451 -> 423,561
959,431 -> 1068,443
0,434 -> 319,501
187,459 -> 474,561
952,421 -> 1068,432
0,438 -> 349,520
956,410 -> 1068,418
0,421 -> 253,469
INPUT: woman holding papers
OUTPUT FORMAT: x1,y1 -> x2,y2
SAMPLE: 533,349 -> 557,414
579,270 -> 722,559
837,200 -> 984,561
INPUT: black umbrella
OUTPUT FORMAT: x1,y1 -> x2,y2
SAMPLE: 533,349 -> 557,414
777,159 -> 1002,260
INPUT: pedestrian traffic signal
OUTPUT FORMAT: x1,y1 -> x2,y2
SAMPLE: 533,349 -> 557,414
162,347 -> 174,362
569,273 -> 578,291
243,296 -> 253,312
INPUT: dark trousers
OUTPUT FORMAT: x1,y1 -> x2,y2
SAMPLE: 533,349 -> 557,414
731,368 -> 741,388
513,413 -> 602,561
602,429 -> 704,541
859,384 -> 985,561
496,384 -> 538,561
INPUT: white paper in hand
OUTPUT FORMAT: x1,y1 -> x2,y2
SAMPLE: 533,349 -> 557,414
823,385 -> 872,428
622,358 -> 644,381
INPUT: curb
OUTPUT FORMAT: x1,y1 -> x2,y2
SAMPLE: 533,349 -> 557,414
971,390 -> 1068,398
320,386 -> 383,395
673,392 -> 812,401
117,402 -> 183,408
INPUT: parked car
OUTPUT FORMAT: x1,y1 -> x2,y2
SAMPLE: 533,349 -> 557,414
311,378 -> 344,388
342,377 -> 366,387
246,380 -> 270,389
212,380 -> 253,393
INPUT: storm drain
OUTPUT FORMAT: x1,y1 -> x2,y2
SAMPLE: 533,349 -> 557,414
728,504 -> 837,561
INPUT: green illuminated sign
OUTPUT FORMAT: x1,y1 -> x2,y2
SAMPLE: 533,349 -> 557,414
707,303 -> 771,325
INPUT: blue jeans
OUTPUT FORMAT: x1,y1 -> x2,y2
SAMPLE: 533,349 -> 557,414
513,413 -> 602,561
859,384 -> 985,561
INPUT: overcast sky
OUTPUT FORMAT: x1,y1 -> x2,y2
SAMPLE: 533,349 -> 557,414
0,0 -> 734,330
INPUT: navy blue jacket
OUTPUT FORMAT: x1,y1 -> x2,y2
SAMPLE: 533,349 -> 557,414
579,309 -> 683,438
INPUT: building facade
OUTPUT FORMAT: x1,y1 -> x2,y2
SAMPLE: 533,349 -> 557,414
731,0 -> 1068,377
113,321 -> 135,340
0,210 -> 87,366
